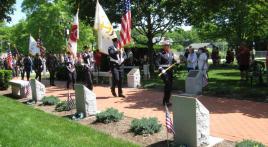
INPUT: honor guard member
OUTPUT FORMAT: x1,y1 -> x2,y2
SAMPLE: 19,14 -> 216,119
108,37 -> 127,98
46,53 -> 58,86
33,53 -> 43,82
82,46 -> 95,90
156,40 -> 177,106
23,54 -> 32,81
66,52 -> 76,89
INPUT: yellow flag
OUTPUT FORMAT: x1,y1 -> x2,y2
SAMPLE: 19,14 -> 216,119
94,1 -> 117,55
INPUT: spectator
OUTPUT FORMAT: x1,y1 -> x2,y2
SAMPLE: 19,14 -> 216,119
94,49 -> 102,72
237,42 -> 250,81
187,47 -> 197,72
226,48 -> 234,64
184,48 -> 190,59
211,47 -> 220,65
198,47 -> 208,72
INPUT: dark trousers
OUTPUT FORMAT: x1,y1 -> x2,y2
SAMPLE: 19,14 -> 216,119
49,70 -> 55,85
67,71 -> 76,89
22,70 -> 31,81
161,71 -> 173,104
110,63 -> 123,95
35,70 -> 42,82
84,67 -> 93,90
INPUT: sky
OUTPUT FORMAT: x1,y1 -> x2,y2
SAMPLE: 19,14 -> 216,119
6,0 -> 192,31
6,0 -> 26,27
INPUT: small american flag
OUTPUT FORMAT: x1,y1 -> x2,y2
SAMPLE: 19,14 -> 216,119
67,92 -> 75,110
165,105 -> 175,135
7,49 -> 13,69
118,0 -> 131,49
25,83 -> 31,97
203,73 -> 208,87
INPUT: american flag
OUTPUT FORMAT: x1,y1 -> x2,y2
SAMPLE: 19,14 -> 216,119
165,105 -> 175,135
118,0 -> 131,49
37,38 -> 45,56
6,49 -> 13,69
25,83 -> 31,97
67,91 -> 75,110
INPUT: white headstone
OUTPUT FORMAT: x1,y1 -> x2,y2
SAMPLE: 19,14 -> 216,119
127,68 -> 140,88
30,79 -> 46,102
185,70 -> 203,95
172,94 -> 209,147
75,84 -> 97,117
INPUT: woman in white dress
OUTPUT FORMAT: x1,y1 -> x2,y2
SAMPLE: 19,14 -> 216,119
42,57 -> 46,77
198,47 -> 209,87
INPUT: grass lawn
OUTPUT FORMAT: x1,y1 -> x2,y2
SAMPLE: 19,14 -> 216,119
0,96 -> 139,147
142,64 -> 268,102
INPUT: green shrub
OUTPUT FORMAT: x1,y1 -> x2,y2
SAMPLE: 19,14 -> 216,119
55,101 -> 75,112
236,139 -> 265,147
42,96 -> 60,105
130,117 -> 162,135
0,70 -> 12,90
96,108 -> 124,124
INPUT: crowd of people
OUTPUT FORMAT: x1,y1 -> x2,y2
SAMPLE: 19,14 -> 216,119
0,40 -> 267,107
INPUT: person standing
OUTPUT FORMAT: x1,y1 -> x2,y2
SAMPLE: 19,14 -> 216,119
66,52 -> 76,90
82,46 -> 95,90
237,42 -> 250,81
187,47 -> 197,72
33,53 -> 43,82
108,38 -> 127,98
46,53 -> 58,86
23,54 -> 32,81
156,40 -> 177,106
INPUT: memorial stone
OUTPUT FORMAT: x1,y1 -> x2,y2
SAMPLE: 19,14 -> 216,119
75,84 -> 97,117
127,68 -> 140,88
30,79 -> 46,102
172,94 -> 209,147
185,70 -> 203,95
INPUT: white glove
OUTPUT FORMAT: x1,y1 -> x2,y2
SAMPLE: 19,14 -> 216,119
161,69 -> 166,74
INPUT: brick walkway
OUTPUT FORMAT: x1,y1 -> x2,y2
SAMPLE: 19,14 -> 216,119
8,79 -> 268,145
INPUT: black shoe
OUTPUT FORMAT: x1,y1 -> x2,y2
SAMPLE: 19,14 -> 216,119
118,94 -> 126,98
111,89 -> 117,97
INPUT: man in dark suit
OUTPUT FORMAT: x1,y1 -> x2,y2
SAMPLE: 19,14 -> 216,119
108,38 -> 127,98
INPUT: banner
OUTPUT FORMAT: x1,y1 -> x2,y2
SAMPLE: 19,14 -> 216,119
68,10 -> 79,56
29,35 -> 40,55
94,1 -> 117,55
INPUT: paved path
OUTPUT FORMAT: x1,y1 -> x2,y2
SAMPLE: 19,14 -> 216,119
5,79 -> 268,145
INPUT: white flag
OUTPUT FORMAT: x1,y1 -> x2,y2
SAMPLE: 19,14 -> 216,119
29,35 -> 40,55
68,10 -> 79,56
94,1 -> 117,55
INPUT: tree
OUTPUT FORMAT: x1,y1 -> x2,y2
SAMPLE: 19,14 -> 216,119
18,0 -> 95,54
0,0 -> 16,22
182,0 -> 268,46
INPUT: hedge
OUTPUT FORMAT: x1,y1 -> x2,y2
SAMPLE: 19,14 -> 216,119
0,70 -> 12,90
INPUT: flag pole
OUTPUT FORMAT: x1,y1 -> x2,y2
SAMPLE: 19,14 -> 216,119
165,104 -> 169,147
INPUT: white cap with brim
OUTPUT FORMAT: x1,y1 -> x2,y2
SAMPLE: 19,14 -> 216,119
160,40 -> 171,46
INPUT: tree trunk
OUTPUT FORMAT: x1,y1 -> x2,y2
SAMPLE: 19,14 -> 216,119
146,13 -> 155,72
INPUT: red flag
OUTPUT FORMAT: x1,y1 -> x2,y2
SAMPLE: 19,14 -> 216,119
68,10 -> 79,56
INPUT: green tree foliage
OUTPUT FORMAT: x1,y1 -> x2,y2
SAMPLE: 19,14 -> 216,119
183,0 -> 268,46
0,0 -> 16,22
165,28 -> 201,51
0,0 -> 95,55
